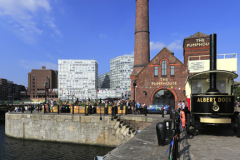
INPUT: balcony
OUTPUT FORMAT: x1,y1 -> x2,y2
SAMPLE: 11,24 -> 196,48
188,53 -> 237,73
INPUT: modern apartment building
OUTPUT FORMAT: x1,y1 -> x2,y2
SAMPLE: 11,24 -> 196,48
58,59 -> 98,101
110,55 -> 134,89
28,66 -> 58,101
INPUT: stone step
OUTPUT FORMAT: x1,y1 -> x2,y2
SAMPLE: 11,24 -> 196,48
115,127 -> 121,135
120,125 -> 126,133
114,121 -> 120,129
130,132 -> 135,138
123,127 -> 129,136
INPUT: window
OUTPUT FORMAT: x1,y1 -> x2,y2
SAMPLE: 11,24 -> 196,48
154,66 -> 158,76
191,81 -> 202,94
217,81 -> 226,93
162,60 -> 167,76
170,65 -> 175,76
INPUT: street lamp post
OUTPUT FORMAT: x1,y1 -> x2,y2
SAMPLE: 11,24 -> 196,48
44,77 -> 50,113
132,80 -> 136,110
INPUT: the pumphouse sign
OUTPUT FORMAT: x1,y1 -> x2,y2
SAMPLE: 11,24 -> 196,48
186,38 -> 209,48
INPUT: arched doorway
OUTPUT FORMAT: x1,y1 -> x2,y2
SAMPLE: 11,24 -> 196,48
153,89 -> 175,109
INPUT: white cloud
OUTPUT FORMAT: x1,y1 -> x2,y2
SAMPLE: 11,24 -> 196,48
150,40 -> 182,51
150,41 -> 165,51
44,15 -> 61,36
167,40 -> 182,50
19,59 -> 57,70
0,0 -> 60,43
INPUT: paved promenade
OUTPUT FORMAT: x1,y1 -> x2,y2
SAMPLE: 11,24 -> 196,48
104,114 -> 240,160
6,110 -> 240,159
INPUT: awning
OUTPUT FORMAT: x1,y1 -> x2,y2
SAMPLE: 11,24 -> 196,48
188,70 -> 238,81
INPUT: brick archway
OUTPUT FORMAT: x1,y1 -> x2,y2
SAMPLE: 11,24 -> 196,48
150,87 -> 178,104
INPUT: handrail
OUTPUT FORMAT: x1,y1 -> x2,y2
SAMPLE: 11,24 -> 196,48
188,53 -> 237,61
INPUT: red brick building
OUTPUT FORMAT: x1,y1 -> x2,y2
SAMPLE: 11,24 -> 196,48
131,47 -> 188,108
130,1 -> 213,109
183,32 -> 210,76
28,66 -> 58,101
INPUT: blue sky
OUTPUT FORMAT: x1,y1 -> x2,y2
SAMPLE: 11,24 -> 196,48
0,0 -> 240,87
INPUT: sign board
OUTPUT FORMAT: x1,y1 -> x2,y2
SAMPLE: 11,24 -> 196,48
189,61 -> 205,73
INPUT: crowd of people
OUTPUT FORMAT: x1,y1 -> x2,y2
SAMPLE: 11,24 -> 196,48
101,99 -> 146,114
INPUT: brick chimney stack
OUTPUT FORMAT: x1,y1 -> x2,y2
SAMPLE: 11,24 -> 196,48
131,0 -> 150,75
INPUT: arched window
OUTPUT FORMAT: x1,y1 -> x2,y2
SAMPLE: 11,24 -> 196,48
162,60 -> 167,76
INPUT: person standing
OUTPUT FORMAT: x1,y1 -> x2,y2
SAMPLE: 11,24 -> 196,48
182,100 -> 185,114
131,100 -> 135,114
51,99 -> 54,108
178,101 -> 182,112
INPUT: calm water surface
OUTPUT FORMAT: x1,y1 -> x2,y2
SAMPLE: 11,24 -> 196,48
0,121 -> 114,160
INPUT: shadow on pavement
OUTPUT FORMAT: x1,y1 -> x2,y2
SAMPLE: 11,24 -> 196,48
179,125 -> 235,160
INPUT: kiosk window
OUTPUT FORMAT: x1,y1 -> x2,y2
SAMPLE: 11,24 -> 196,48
191,81 -> 202,94
217,81 -> 226,93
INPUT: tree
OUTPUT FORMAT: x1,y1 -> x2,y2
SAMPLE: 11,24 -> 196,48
233,85 -> 240,101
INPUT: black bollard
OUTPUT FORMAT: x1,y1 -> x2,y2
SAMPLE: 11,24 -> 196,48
58,105 -> 59,114
100,106 -> 102,120
172,110 -> 176,121
145,106 -> 147,116
164,119 -> 172,144
44,104 -> 46,113
176,117 -> 180,139
31,106 -> 32,114
104,106 -> 106,115
72,105 -> 74,114
88,105 -> 90,115
115,106 -> 118,115
172,129 -> 176,137
89,104 -> 93,114
156,122 -> 166,146
85,105 -> 88,116
111,106 -> 114,121
162,108 -> 164,118
125,106 -> 127,115
22,106 -> 24,113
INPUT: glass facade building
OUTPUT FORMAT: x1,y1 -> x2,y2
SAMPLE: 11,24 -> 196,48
98,72 -> 110,89
58,59 -> 98,101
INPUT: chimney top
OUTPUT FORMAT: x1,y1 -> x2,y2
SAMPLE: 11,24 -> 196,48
42,66 -> 46,69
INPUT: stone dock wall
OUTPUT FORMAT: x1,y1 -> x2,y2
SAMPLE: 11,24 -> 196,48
5,113 -> 152,147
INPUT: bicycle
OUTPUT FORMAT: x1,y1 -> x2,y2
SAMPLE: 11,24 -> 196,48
166,112 -> 181,160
